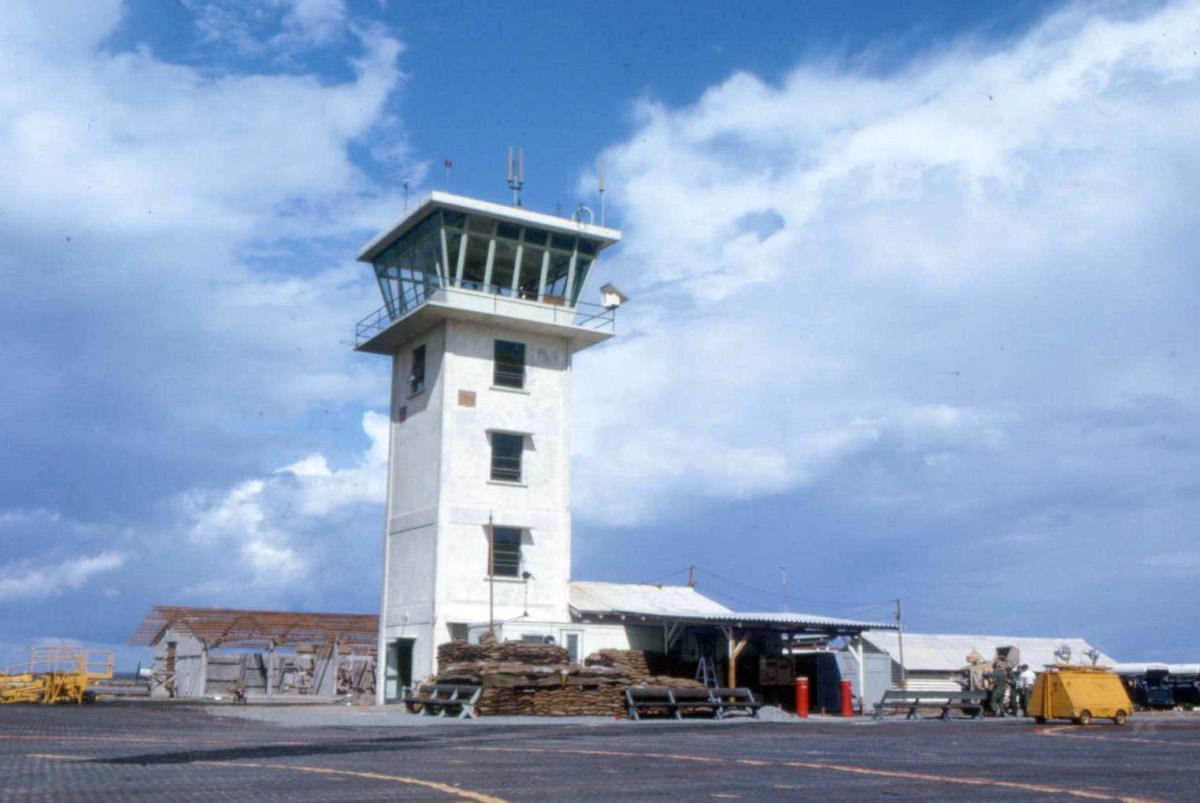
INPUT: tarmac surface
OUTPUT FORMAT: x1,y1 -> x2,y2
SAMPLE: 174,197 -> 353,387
1,702 -> 1197,800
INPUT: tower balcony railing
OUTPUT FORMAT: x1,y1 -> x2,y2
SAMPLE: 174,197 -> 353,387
353,285 -> 617,349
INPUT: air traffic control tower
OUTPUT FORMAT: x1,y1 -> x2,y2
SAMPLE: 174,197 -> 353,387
353,191 -> 621,701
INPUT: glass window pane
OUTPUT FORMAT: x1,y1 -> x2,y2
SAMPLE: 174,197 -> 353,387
496,221 -> 521,240
490,432 -> 523,482
491,526 -> 521,577
578,238 -> 598,256
569,257 -> 592,306
550,233 -> 575,251
523,227 -> 547,246
490,239 -> 517,296
494,340 -> 525,388
461,235 -> 489,290
516,247 -> 542,300
467,215 -> 494,234
409,345 -> 426,394
443,210 -> 466,230
544,252 -> 570,303
445,230 -> 462,280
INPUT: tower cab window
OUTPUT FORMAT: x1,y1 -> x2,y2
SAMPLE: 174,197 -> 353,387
494,340 -> 526,389
409,345 -> 426,395
490,432 -> 523,482
490,526 -> 522,577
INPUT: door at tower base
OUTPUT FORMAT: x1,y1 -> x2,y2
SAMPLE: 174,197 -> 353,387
383,638 -> 414,702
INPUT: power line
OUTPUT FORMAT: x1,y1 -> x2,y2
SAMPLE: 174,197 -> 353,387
693,566 -> 896,613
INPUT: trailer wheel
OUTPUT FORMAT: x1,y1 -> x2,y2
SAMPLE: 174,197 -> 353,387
1077,710 -> 1092,726
1113,710 -> 1127,726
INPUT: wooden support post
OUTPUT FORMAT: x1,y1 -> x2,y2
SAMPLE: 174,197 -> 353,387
722,627 -> 751,689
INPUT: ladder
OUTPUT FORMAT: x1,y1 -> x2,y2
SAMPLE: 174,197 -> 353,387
695,657 -> 718,688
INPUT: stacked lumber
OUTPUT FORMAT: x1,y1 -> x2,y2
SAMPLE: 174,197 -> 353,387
431,642 -> 700,716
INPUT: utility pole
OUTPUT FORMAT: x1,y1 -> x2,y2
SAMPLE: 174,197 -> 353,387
895,598 -> 906,690
780,565 -> 788,612
488,511 -> 496,637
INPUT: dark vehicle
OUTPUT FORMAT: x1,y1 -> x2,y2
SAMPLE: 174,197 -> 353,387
1168,673 -> 1199,710
1133,668 -> 1176,710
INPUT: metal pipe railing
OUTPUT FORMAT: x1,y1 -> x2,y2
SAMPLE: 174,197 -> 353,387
353,286 -> 617,347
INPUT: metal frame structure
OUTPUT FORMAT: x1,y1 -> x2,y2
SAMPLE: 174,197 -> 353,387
130,606 -> 378,700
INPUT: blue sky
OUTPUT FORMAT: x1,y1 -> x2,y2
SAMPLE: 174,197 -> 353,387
2,0 -> 1198,667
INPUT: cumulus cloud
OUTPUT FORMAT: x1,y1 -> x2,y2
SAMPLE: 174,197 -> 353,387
185,0 -> 351,55
575,1 -> 1200,534
182,411 -> 387,589
0,0 -> 407,641
0,552 -> 125,602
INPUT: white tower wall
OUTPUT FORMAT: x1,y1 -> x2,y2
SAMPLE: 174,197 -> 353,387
379,318 -> 575,685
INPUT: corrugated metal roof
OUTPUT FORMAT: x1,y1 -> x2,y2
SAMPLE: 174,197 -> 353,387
569,581 -> 732,617
664,611 -> 898,631
569,582 -> 895,632
862,631 -> 1117,672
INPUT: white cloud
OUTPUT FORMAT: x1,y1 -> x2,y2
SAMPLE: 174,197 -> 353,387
185,0 -> 351,54
0,552 -> 125,601
575,1 -> 1200,525
184,411 -> 387,585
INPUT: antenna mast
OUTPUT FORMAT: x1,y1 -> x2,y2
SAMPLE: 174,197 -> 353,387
506,146 -> 525,207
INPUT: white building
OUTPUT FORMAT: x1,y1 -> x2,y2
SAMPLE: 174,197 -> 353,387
354,190 -> 895,704
860,631 -> 1118,691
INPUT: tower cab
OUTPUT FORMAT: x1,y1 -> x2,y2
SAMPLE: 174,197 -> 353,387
353,191 -> 621,701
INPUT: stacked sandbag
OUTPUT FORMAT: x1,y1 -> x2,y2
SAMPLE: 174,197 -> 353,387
430,643 -> 701,716
438,640 -> 568,665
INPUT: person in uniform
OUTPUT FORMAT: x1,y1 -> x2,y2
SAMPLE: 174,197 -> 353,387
1018,663 -> 1037,716
989,662 -> 1009,716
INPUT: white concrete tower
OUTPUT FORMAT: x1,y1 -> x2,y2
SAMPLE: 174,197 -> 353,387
353,192 -> 621,702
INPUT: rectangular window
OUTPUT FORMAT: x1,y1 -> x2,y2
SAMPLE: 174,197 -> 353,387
409,345 -> 426,394
494,340 -> 526,388
490,526 -> 522,577
490,432 -> 523,482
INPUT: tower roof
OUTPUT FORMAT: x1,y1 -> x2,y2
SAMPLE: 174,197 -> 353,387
358,191 -> 621,263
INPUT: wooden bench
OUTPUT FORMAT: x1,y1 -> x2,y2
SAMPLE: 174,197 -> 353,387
401,684 -> 482,719
873,689 -> 987,721
625,687 -> 762,721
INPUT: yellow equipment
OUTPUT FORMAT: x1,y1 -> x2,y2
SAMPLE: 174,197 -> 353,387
1029,664 -> 1132,726
0,647 -> 114,704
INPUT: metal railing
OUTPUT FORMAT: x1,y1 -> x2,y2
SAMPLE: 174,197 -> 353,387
353,286 -> 617,348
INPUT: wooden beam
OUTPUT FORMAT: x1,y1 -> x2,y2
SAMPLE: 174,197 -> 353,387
722,627 -> 752,688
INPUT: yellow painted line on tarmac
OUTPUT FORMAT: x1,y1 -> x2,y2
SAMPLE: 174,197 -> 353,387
1036,725 -> 1200,748
28,753 -> 507,802
192,761 -> 507,803
462,745 -> 1156,803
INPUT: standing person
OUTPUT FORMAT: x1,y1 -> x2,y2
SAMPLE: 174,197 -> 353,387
1018,664 -> 1037,716
989,662 -> 1009,716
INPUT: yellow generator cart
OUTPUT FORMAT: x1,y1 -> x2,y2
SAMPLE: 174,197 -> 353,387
1029,665 -> 1132,725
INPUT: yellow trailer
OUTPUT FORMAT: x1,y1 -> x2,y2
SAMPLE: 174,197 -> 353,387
1029,665 -> 1132,726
